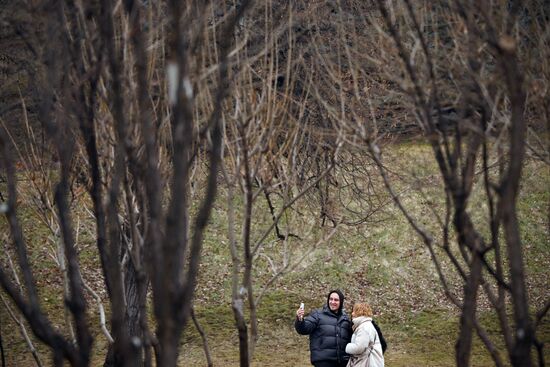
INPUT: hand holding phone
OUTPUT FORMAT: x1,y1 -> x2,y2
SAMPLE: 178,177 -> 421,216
297,302 -> 305,321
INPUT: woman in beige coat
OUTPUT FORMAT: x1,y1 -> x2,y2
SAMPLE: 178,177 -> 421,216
345,303 -> 384,367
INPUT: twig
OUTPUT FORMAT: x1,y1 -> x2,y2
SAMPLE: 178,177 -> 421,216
191,308 -> 213,367
0,294 -> 44,367
82,282 -> 114,344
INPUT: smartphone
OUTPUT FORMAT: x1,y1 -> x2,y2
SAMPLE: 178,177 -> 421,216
299,302 -> 304,310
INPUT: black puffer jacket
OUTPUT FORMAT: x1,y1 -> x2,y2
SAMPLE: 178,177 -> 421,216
295,291 -> 352,366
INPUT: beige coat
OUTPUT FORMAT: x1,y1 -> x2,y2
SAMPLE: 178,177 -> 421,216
345,316 -> 384,367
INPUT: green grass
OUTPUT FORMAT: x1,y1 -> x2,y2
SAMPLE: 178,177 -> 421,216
2,144 -> 549,366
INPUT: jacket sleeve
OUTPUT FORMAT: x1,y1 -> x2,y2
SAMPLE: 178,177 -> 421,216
295,310 -> 319,335
345,326 -> 369,355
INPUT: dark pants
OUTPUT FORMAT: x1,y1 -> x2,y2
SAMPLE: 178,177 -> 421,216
314,361 -> 348,367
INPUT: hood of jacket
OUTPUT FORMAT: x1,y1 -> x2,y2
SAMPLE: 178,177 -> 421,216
352,316 -> 371,329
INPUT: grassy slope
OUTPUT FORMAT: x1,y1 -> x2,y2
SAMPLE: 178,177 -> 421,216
1,143 -> 549,366
181,143 -> 550,366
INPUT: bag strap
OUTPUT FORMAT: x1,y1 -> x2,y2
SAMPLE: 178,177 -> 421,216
366,324 -> 378,359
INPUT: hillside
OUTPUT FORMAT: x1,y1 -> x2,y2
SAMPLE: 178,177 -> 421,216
1,143 -> 548,366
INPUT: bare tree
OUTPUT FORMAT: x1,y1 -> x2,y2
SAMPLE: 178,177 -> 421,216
218,3 -> 346,365
311,0 -> 548,366
0,1 -> 253,366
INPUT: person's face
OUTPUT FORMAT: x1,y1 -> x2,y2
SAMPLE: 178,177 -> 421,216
328,293 -> 341,312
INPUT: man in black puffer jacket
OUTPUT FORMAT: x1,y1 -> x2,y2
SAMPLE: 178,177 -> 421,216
295,289 -> 352,367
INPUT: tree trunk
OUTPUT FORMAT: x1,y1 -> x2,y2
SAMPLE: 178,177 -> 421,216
456,254 -> 482,366
233,298 -> 249,367
104,258 -> 141,367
